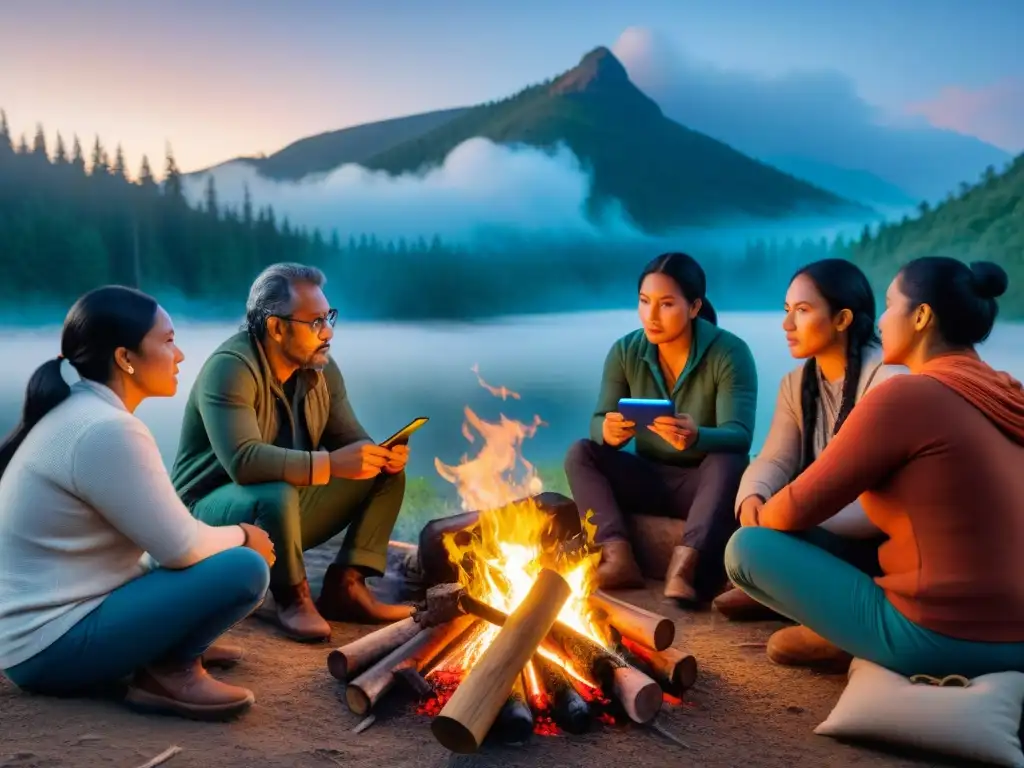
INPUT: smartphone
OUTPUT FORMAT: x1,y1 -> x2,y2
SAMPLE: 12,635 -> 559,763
617,398 -> 674,427
379,417 -> 429,449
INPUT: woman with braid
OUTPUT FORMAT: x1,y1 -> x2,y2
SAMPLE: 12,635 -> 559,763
727,257 -> 1024,678
714,260 -> 904,637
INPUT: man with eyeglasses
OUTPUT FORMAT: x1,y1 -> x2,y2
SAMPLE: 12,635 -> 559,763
170,263 -> 413,643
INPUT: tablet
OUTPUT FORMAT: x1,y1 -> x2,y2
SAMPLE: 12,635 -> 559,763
617,398 -> 674,427
379,417 -> 429,449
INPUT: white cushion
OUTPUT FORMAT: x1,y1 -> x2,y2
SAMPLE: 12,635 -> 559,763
815,657 -> 1024,767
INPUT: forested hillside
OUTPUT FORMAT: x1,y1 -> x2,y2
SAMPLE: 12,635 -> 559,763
0,111 -> 338,305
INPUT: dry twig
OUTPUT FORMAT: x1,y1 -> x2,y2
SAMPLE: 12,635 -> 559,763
133,745 -> 182,768
353,714 -> 376,733
648,719 -> 691,749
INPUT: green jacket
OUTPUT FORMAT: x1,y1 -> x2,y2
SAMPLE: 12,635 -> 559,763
171,331 -> 369,507
590,318 -> 758,465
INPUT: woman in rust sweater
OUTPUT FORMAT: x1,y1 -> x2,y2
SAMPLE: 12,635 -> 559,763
725,256 -> 1024,677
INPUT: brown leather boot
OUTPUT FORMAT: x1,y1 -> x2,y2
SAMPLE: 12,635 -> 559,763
766,626 -> 852,674
201,640 -> 244,669
124,658 -> 254,721
664,546 -> 699,602
266,580 -> 332,642
595,539 -> 645,590
712,587 -> 784,621
316,565 -> 415,624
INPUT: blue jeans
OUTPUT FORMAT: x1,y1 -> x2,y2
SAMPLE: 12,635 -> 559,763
725,526 -> 1024,678
4,547 -> 269,694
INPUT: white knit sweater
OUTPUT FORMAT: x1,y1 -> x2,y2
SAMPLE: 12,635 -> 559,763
0,380 -> 207,669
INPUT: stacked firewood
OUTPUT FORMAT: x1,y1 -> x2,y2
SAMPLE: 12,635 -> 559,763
326,571 -> 698,754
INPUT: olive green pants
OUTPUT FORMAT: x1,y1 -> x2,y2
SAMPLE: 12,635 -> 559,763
191,472 -> 405,588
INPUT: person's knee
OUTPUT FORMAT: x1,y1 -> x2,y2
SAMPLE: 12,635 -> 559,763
247,481 -> 300,523
564,438 -> 599,474
724,526 -> 780,588
205,547 -> 270,605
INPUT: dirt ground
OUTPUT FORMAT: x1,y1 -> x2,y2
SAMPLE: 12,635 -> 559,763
0,540 -> 954,768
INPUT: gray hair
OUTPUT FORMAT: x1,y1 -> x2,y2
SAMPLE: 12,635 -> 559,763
244,262 -> 326,338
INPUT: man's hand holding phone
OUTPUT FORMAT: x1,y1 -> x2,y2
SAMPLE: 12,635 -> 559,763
329,441 -> 394,480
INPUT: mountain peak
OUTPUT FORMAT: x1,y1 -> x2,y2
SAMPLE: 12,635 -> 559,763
549,46 -> 631,95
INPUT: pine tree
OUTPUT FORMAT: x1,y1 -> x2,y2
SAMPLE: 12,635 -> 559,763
242,183 -> 253,226
0,109 -> 11,155
112,144 -> 127,180
138,154 -> 157,191
53,132 -> 68,165
16,134 -> 28,154
71,135 -> 86,174
31,123 -> 48,159
203,174 -> 218,217
163,144 -> 183,202
90,136 -> 108,175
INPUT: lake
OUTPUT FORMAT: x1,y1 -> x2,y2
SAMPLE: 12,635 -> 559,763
2,310 -> 1023,492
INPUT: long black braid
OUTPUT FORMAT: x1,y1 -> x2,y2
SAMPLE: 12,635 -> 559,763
793,260 -> 880,473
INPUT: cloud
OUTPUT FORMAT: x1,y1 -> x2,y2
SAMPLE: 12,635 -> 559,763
186,138 -> 647,243
906,78 -> 1024,153
612,27 -> 1010,201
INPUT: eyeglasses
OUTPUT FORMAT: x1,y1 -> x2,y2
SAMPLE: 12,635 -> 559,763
275,308 -> 338,334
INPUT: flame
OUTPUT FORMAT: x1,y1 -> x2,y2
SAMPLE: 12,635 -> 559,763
430,366 -> 611,679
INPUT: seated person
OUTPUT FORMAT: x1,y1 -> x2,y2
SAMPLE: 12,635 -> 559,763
0,286 -> 275,720
716,259 -> 904,620
727,257 -> 1024,678
565,252 -> 757,602
171,263 -> 413,643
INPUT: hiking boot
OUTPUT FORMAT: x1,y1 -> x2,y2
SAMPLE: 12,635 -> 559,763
712,587 -> 784,621
266,580 -> 332,642
317,565 -> 415,624
201,640 -> 244,669
766,626 -> 852,674
124,658 -> 254,721
664,546 -> 699,602
595,539 -> 645,590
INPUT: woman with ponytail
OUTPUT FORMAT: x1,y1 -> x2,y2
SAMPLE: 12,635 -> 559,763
565,252 -> 757,603
714,259 -> 903,626
0,286 -> 276,720
727,257 -> 1024,679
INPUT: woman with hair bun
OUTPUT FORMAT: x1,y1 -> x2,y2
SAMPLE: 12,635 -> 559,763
726,257 -> 1024,678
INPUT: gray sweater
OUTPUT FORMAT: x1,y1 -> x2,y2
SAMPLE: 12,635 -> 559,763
0,381 -> 220,669
735,352 -> 905,537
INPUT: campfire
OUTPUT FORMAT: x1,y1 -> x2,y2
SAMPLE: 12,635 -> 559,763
326,369 -> 698,753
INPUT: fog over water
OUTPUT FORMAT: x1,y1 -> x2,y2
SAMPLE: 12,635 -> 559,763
2,310 -> 1022,498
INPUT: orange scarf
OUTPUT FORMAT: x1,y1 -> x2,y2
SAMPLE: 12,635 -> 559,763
920,352 -> 1024,445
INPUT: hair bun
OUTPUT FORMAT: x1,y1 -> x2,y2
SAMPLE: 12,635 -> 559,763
969,261 -> 1008,299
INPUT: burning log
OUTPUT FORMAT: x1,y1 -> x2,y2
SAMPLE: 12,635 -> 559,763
532,654 -> 591,734
618,638 -> 698,695
346,614 -> 476,716
417,492 -> 583,585
431,568 -> 571,754
545,622 -> 662,725
452,590 -> 662,725
493,673 -> 533,745
588,590 -> 675,651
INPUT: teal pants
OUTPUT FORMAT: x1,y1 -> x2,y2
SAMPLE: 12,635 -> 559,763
191,472 -> 405,589
4,548 -> 269,694
725,526 -> 1024,678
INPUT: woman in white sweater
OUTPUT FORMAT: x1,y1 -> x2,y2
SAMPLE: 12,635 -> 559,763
0,286 -> 277,721
714,259 -> 903,624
